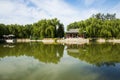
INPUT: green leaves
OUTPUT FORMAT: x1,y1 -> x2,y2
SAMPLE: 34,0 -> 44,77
0,18 -> 64,39
67,13 -> 120,39
32,18 -> 64,38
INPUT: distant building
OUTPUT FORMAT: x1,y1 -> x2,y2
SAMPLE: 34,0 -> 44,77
3,34 -> 16,43
66,29 -> 86,38
66,29 -> 79,38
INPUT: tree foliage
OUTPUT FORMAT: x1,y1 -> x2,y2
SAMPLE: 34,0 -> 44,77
0,18 -> 64,39
67,13 -> 120,38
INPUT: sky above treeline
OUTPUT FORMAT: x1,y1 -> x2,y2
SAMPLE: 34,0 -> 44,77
0,0 -> 120,27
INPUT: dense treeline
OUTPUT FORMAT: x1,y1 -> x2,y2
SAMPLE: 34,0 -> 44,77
1,13 -> 120,39
0,18 -> 64,39
67,13 -> 120,38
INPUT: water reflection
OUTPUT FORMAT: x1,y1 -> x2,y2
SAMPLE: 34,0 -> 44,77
1,43 -> 120,66
0,43 -> 64,64
0,43 -> 120,80
67,43 -> 120,66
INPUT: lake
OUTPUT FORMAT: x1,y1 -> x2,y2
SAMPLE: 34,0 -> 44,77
0,42 -> 120,80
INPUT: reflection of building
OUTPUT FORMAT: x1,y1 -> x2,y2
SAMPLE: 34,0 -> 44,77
66,29 -> 79,38
67,49 -> 79,53
3,44 -> 15,48
66,44 -> 83,53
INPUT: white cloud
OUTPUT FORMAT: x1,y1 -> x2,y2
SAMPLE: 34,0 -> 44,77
29,0 -> 80,23
0,0 -> 82,30
0,0 -> 15,15
0,0 -> 120,30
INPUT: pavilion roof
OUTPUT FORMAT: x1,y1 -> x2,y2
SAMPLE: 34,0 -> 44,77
66,29 -> 79,33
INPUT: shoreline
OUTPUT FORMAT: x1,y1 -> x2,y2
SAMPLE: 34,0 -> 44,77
16,38 -> 89,44
11,38 -> 120,44
96,38 -> 120,43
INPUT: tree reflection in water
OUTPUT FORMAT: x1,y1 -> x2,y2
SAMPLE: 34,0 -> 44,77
1,43 -> 120,80
1,42 -> 120,66
67,43 -> 120,67
0,42 -> 64,64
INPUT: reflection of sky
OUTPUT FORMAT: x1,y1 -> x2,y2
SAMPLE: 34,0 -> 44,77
0,55 -> 94,80
60,47 -> 84,64
0,55 -> 120,80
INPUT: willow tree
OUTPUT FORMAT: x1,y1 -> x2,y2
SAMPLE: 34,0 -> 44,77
67,13 -> 120,39
31,18 -> 64,39
45,25 -> 55,38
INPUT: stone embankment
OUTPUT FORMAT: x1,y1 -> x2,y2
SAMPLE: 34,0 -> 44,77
17,38 -> 120,44
57,38 -> 89,44
97,38 -> 120,43
17,38 -> 89,44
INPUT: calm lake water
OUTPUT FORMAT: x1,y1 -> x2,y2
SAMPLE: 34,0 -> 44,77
0,42 -> 120,80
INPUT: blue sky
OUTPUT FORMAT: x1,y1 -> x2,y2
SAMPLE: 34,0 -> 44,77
66,0 -> 120,8
0,0 -> 120,29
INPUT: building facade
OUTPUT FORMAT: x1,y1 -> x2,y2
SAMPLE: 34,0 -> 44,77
66,29 -> 80,38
